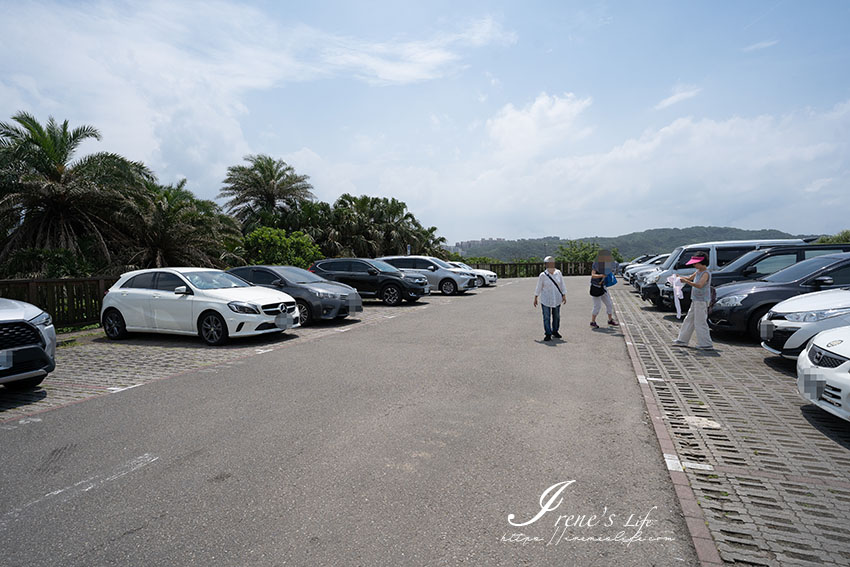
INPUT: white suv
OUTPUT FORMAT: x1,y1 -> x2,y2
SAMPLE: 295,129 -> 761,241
101,268 -> 299,346
761,289 -> 850,359
378,256 -> 478,295
0,299 -> 56,390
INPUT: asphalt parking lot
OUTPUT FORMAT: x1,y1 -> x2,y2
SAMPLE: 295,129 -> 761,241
612,286 -> 850,566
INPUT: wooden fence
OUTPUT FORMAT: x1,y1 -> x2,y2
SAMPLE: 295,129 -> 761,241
0,277 -> 117,328
471,262 -> 593,278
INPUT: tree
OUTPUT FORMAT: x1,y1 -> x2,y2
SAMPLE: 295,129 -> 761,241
555,240 -> 625,263
218,154 -> 314,233
242,227 -> 324,269
817,230 -> 850,244
0,111 -> 154,265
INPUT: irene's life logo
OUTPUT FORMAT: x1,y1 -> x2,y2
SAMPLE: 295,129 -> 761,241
503,481 -> 675,547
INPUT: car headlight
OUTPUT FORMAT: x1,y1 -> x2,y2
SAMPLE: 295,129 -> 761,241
714,294 -> 748,308
29,311 -> 53,327
785,307 -> 850,323
313,290 -> 341,299
646,273 -> 660,284
228,301 -> 261,314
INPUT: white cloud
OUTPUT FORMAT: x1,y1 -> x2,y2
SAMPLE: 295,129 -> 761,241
742,40 -> 779,52
654,85 -> 702,110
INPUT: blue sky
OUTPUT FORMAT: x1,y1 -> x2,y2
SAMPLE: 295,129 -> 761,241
2,1 -> 849,244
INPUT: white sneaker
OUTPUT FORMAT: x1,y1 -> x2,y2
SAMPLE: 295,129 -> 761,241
671,340 -> 687,347
695,345 -> 715,350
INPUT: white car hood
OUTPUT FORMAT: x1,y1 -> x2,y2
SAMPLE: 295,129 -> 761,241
773,288 -> 850,314
471,268 -> 496,277
199,286 -> 294,304
811,326 -> 850,358
0,298 -> 43,322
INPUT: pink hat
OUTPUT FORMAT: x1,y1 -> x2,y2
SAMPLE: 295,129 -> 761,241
685,255 -> 707,266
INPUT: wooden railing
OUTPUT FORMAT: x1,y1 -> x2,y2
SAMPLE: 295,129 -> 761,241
0,277 -> 117,328
471,262 -> 593,278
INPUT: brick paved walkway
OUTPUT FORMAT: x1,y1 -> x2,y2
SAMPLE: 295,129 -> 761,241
612,287 -> 850,566
1,297 -> 456,425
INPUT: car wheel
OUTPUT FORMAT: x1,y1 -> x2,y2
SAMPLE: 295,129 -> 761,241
650,296 -> 663,308
295,300 -> 312,326
3,376 -> 46,391
381,285 -> 403,306
102,309 -> 128,340
440,279 -> 457,295
747,306 -> 772,341
199,311 -> 229,346
477,276 -> 485,287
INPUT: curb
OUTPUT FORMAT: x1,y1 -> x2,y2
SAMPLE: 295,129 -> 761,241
617,300 -> 725,567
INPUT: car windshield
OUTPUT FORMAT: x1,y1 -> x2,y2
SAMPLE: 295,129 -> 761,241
370,259 -> 400,273
275,266 -> 325,284
762,256 -> 838,283
431,257 -> 454,269
717,250 -> 764,273
454,262 -> 473,270
660,249 -> 680,270
647,254 -> 666,264
184,271 -> 251,289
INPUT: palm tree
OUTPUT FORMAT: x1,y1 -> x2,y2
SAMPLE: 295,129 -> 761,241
218,154 -> 314,233
0,111 -> 154,264
125,179 -> 242,268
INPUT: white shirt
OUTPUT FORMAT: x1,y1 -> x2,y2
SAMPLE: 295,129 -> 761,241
535,269 -> 566,307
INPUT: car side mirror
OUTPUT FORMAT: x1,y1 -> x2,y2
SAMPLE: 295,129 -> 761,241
812,275 -> 834,287
367,268 -> 378,275
271,279 -> 283,286
742,265 -> 757,276
174,286 -> 191,295
427,265 -> 437,271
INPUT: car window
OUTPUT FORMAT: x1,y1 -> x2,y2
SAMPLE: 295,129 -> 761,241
805,248 -> 844,259
155,272 -> 186,291
275,266 -> 325,283
251,270 -> 279,285
389,258 -> 414,269
661,249 -> 681,270
751,254 -> 798,277
822,264 -> 850,285
229,267 -> 250,279
716,250 -> 764,273
123,272 -> 156,289
431,257 -> 454,269
764,256 -> 839,282
715,246 -> 754,267
184,271 -> 251,289
349,261 -> 371,273
320,260 -> 349,272
675,249 -> 709,270
369,259 -> 400,273
412,259 -> 431,270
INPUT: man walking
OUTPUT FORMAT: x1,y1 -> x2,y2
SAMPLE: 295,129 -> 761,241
533,256 -> 566,341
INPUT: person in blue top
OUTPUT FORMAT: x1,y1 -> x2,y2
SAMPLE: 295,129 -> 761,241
589,250 -> 619,329
672,254 -> 714,350
533,256 -> 566,341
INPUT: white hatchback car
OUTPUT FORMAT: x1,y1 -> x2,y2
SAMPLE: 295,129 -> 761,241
449,261 -> 497,287
101,268 -> 299,346
761,288 -> 850,359
797,326 -> 850,422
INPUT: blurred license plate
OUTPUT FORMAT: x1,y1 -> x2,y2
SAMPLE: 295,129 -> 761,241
760,320 -> 774,340
275,313 -> 293,329
0,350 -> 11,371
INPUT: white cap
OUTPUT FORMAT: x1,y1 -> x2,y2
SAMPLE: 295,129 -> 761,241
544,256 -> 555,263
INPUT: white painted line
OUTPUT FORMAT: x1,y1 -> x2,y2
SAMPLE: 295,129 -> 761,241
647,377 -> 665,382
336,328 -> 351,333
664,453 -> 684,472
682,461 -> 714,471
637,374 -> 648,384
0,417 -> 42,431
254,348 -> 274,354
107,384 -> 142,393
0,453 -> 159,530
384,315 -> 396,319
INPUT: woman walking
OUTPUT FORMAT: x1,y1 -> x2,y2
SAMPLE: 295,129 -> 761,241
672,255 -> 713,349
533,256 -> 566,341
589,250 -> 619,328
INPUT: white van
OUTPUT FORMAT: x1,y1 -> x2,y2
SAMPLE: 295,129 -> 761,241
638,239 -> 811,306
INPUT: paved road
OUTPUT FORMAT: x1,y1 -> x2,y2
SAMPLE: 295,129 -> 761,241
0,278 -> 696,566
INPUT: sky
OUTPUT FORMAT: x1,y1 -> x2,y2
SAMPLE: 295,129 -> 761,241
1,1 -> 849,245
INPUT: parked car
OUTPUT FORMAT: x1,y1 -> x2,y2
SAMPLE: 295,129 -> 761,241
797,326 -> 850,422
639,239 -> 809,307
661,244 -> 850,311
101,268 -> 299,346
308,258 -> 429,305
0,299 -> 56,391
448,261 -> 497,287
625,254 -> 669,285
760,289 -> 850,359
618,254 -> 652,275
228,265 -> 363,326
378,255 -> 477,295
709,252 -> 850,339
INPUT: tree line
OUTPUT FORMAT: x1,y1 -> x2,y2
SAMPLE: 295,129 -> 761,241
0,112 -> 447,278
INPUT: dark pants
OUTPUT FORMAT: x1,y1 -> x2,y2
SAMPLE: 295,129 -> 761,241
542,304 -> 560,336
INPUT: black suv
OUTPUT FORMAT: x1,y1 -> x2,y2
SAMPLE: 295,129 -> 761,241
661,244 -> 850,311
308,258 -> 429,306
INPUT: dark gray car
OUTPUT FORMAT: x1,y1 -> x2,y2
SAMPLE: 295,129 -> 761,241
229,265 -> 363,326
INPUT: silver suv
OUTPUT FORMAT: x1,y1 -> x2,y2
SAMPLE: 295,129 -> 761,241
1,299 -> 56,390
379,255 -> 478,295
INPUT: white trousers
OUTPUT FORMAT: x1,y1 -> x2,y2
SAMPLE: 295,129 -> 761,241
591,291 -> 614,316
676,300 -> 712,347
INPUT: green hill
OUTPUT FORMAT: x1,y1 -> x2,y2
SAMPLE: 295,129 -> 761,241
455,226 -> 822,261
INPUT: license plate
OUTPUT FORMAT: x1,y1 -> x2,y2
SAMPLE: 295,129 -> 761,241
760,320 -> 774,340
0,350 -> 11,371
275,313 -> 293,329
